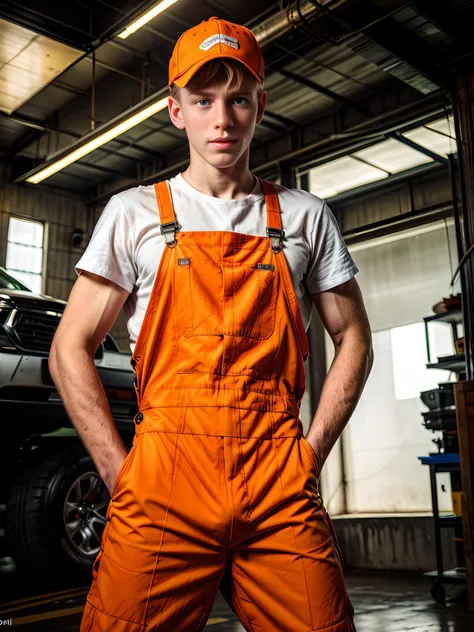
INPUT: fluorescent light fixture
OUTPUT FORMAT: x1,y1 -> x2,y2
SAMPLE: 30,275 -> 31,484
26,96 -> 169,184
118,0 -> 179,39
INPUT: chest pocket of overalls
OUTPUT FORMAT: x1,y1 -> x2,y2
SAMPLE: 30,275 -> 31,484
172,240 -> 279,378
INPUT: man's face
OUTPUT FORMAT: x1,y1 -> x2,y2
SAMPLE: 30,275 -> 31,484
169,73 -> 266,170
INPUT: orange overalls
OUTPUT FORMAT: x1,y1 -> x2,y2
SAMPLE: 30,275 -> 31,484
80,179 -> 356,631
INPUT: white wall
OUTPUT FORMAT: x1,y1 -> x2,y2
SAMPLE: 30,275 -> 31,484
321,221 -> 460,514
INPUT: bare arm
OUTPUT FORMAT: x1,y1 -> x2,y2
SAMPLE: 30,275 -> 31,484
48,271 -> 130,494
306,277 -> 373,470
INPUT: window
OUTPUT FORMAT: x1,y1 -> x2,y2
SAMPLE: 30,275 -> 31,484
391,322 -> 455,401
305,115 -> 456,200
6,217 -> 45,293
353,138 -> 432,174
308,156 -> 388,199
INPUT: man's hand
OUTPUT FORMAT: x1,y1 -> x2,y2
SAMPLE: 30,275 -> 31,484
101,447 -> 129,497
307,277 -> 373,471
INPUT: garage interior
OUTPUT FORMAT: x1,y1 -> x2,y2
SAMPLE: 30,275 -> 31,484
1,0 -> 474,630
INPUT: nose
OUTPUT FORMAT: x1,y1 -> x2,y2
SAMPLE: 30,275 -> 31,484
214,100 -> 233,130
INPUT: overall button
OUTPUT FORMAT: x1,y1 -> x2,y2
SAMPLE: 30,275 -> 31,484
135,412 -> 143,424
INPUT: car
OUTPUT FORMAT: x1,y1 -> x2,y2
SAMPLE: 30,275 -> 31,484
0,266 -> 137,576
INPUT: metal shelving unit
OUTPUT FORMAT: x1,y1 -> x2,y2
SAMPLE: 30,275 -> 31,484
424,309 -> 464,369
420,308 -> 466,603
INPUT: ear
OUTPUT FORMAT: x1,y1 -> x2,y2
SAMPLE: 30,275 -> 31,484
168,96 -> 185,130
256,90 -> 267,126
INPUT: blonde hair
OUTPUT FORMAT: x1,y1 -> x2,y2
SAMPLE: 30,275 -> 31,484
170,59 -> 264,101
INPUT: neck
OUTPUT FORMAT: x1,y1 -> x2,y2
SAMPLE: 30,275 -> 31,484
182,150 -> 255,200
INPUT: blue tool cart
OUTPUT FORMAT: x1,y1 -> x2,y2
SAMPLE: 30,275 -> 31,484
418,453 -> 466,603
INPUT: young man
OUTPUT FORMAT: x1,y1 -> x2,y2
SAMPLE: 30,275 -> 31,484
50,16 -> 372,632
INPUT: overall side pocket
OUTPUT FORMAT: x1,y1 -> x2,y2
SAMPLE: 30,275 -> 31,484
110,435 -> 141,501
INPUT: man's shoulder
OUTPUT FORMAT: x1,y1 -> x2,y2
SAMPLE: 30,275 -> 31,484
114,183 -> 156,208
112,176 -> 182,213
268,181 -> 326,214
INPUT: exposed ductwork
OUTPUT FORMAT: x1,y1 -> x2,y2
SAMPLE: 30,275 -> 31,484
252,0 -> 441,95
251,0 -> 324,46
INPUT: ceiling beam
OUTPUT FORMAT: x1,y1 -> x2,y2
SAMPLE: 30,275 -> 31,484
276,68 -> 371,117
389,131 -> 449,165
413,0 -> 473,51
342,198 -> 452,244
265,111 -> 300,128
344,0 -> 446,89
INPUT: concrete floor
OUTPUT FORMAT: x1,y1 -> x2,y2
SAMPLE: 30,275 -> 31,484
1,558 -> 473,631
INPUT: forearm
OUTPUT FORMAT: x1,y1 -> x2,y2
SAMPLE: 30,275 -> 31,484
306,334 -> 373,466
49,345 -> 127,483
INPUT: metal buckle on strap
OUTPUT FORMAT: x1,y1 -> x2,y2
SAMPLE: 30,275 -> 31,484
160,220 -> 179,248
266,226 -> 285,253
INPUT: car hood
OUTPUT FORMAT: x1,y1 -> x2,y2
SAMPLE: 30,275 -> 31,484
0,288 -> 67,310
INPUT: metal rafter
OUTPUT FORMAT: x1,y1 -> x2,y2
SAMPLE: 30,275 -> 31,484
276,68 -> 371,117
264,111 -> 299,127
414,0 -> 473,51
343,0 -> 446,89
389,131 -> 449,165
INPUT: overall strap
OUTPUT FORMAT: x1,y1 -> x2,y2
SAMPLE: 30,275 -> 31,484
154,181 -> 178,248
259,178 -> 285,254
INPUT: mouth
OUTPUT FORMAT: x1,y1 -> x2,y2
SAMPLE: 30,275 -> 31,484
209,139 -> 238,149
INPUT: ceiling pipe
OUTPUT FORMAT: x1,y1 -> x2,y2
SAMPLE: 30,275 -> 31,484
251,0 -> 321,45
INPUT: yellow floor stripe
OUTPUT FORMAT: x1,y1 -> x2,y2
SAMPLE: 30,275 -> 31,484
206,618 -> 229,625
0,589 -> 88,615
0,586 -> 88,609
13,605 -> 85,625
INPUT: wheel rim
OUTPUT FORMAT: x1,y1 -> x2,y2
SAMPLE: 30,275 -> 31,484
63,472 -> 109,558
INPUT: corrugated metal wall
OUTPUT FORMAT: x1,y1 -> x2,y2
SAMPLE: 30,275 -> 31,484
334,170 -> 452,233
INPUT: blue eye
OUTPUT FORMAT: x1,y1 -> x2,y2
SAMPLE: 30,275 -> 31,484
196,99 -> 209,107
233,97 -> 247,104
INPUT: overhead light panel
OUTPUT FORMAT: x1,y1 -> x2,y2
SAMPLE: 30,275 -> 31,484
26,97 -> 169,184
118,0 -> 179,39
353,139 -> 433,174
309,156 -> 388,199
403,127 -> 456,159
0,19 -> 82,115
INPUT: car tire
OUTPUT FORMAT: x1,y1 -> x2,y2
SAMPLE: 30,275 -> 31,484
5,445 -> 110,576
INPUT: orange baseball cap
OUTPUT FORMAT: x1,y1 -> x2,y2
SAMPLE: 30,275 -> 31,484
169,16 -> 264,88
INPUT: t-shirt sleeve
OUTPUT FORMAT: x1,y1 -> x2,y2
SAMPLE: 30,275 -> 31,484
74,195 -> 137,293
305,199 -> 358,293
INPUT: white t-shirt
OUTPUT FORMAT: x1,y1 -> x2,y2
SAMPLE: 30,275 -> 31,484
75,174 -> 358,353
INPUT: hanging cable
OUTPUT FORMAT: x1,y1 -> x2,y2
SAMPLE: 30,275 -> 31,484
450,242 -> 474,287
444,218 -> 454,282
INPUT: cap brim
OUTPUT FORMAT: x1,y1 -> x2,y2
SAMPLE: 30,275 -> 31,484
172,54 -> 263,88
